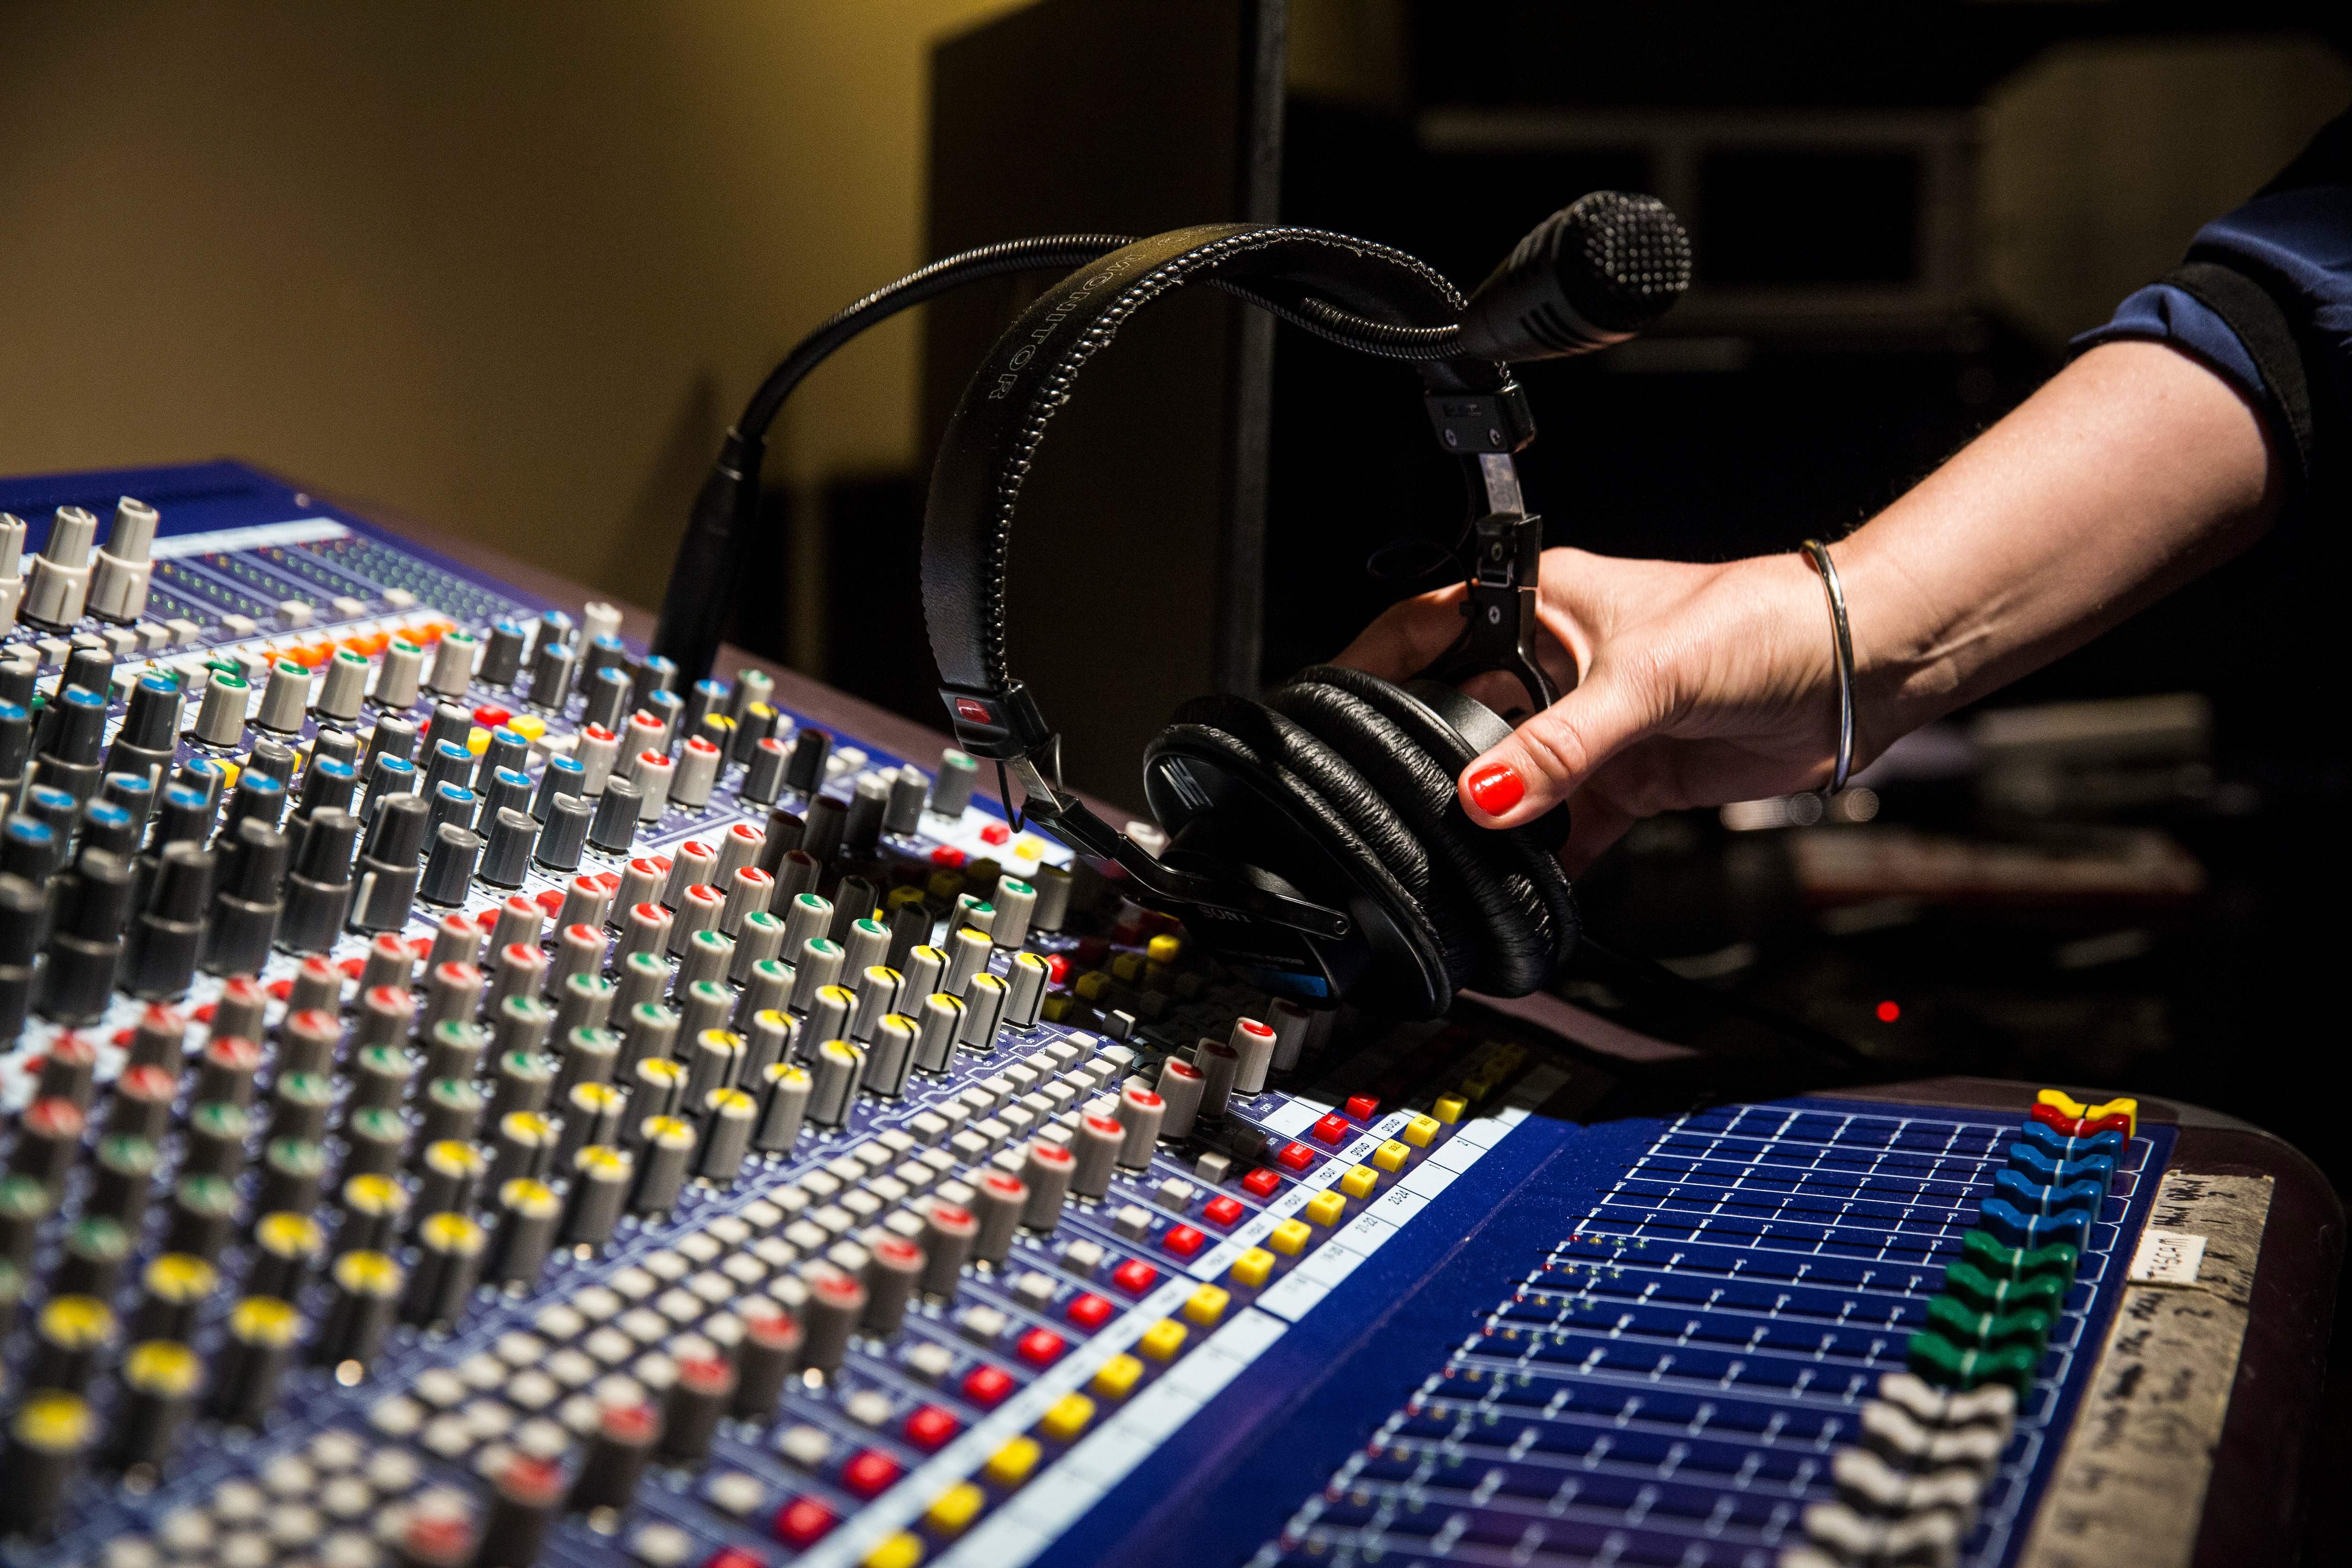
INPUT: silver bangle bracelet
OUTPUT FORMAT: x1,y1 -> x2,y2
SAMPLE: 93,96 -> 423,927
1799,539 -> 1857,793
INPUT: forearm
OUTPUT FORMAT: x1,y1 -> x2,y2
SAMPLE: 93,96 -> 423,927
1838,341 -> 2282,756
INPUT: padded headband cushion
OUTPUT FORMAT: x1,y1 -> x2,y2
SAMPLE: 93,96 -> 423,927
1265,676 -> 1554,997
1290,665 -> 1579,981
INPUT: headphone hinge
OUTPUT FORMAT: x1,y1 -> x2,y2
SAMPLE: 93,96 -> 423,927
936,679 -> 1054,761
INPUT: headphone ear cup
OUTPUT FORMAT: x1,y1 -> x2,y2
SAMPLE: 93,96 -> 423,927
1149,697 -> 1455,1013
1284,665 -> 1579,989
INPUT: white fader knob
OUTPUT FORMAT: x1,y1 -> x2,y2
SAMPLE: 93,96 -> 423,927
0,513 -> 25,632
87,497 -> 160,623
20,505 -> 99,627
582,601 -> 624,645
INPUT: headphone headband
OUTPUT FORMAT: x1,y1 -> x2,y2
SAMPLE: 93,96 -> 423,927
922,223 -> 1505,760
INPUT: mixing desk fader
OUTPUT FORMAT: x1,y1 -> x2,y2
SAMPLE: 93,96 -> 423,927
0,463 -> 2336,1568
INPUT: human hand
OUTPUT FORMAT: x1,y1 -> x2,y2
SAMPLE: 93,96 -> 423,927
1333,545 -> 1843,873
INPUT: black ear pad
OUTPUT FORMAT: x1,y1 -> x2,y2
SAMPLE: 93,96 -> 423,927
1147,701 -> 1454,1011
1265,677 -> 1551,996
1281,665 -> 1579,989
1170,693 -> 1482,988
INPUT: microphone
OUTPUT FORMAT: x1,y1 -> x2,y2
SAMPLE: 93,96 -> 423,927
1454,191 -> 1691,362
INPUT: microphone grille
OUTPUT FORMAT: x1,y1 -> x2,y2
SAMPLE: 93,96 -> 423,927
1534,191 -> 1691,334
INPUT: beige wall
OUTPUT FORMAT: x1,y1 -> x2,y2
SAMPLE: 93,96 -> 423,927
0,0 -> 1027,626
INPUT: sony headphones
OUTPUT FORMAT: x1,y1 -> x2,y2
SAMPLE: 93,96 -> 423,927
920,206 -> 1688,1019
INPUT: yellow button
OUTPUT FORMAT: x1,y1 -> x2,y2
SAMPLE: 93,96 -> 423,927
1038,1391 -> 1096,1441
466,725 -> 491,756
864,1532 -> 924,1568
1183,1284 -> 1230,1327
1268,1219 -> 1311,1256
984,1435 -> 1041,1487
508,713 -> 547,740
2034,1088 -> 2139,1136
1109,953 -> 1144,984
1092,1353 -> 1144,1401
1074,971 -> 1111,1002
1339,1165 -> 1379,1199
1303,1190 -> 1345,1227
1373,1139 -> 1411,1172
1012,835 -> 1046,860
1136,1319 -> 1188,1361
1405,1112 -> 1444,1144
1229,1247 -> 1276,1288
1146,934 -> 1183,965
1431,1096 -> 1467,1124
216,760 -> 242,790
1040,995 -> 1073,1023
923,1482 -> 984,1537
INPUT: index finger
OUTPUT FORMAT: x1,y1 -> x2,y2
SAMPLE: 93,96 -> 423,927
1328,583 -> 1467,681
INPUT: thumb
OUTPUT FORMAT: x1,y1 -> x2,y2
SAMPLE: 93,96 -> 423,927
1458,671 -> 1659,828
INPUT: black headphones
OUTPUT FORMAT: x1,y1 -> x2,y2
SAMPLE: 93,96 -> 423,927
921,208 -> 1686,1019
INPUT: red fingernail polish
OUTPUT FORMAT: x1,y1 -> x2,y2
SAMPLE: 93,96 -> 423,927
1466,763 -> 1524,816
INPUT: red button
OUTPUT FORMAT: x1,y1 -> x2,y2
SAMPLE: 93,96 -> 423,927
337,957 -> 366,979
191,1002 -> 217,1025
1242,1167 -> 1282,1198
1203,1195 -> 1244,1226
1163,1225 -> 1205,1258
266,978 -> 293,1003
841,1449 -> 901,1498
930,845 -> 968,868
1016,1328 -> 1067,1366
1110,1260 -> 1158,1295
961,1365 -> 1014,1407
774,1498 -> 836,1547
903,1405 -> 959,1450
473,705 -> 512,728
474,906 -> 501,929
536,887 -> 566,914
1277,1141 -> 1318,1171
704,1551 -> 763,1568
1310,1114 -> 1351,1146
1074,936 -> 1110,967
1344,1094 -> 1380,1120
980,822 -> 1011,846
1045,953 -> 1072,987
1067,1293 -> 1112,1330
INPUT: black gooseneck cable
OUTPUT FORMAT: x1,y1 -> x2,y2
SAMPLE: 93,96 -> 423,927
651,235 -> 1138,687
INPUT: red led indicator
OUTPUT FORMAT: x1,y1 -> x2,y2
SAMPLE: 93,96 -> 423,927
1875,1000 -> 1901,1023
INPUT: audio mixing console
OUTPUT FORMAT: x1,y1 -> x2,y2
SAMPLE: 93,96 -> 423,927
0,462 -> 2335,1568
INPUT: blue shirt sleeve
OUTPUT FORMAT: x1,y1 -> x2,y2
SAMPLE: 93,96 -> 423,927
2071,109 -> 2352,509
